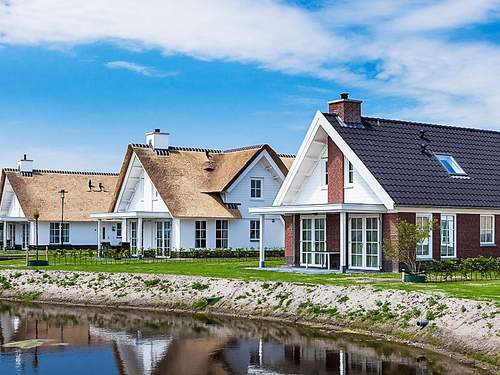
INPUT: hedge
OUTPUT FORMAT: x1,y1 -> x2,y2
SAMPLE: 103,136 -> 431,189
423,256 -> 500,282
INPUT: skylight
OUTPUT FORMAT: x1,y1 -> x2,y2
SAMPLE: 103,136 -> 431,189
435,154 -> 466,175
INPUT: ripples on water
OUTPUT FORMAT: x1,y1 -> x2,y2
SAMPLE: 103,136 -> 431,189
0,301 -> 484,374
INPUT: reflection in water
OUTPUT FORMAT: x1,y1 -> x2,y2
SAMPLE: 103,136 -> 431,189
0,302 -> 484,375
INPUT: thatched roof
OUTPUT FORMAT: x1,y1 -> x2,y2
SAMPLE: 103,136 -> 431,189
110,144 -> 294,218
0,169 -> 119,222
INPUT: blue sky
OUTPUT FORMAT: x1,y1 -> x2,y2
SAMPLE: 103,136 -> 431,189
1,0 -> 500,171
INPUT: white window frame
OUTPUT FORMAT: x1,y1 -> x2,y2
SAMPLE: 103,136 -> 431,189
250,178 -> 264,200
195,220 -> 207,248
435,154 -> 466,175
116,222 -> 122,239
416,213 -> 433,259
348,215 -> 381,270
250,219 -> 260,242
155,221 -> 171,257
299,215 -> 326,267
344,157 -> 354,187
321,157 -> 328,190
480,214 -> 495,246
215,220 -> 229,249
49,222 -> 70,245
440,214 -> 456,258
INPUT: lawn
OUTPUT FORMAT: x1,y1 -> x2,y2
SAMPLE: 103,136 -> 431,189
0,257 -> 498,303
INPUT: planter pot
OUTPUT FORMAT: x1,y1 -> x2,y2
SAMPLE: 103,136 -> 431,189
27,260 -> 49,267
403,273 -> 426,283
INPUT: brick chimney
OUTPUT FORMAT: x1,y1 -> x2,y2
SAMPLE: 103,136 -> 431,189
328,93 -> 362,124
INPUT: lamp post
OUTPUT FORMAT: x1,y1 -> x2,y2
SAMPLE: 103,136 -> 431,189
59,190 -> 67,250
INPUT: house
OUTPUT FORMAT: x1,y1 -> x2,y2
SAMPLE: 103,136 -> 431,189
91,129 -> 294,256
251,93 -> 500,271
0,155 -> 119,250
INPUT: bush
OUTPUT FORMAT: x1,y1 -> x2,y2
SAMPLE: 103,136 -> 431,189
170,248 -> 284,259
425,256 -> 500,282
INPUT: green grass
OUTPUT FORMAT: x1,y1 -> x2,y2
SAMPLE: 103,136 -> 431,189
1,257 -> 498,303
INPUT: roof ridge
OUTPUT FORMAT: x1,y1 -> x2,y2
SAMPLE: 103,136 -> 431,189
361,116 -> 500,135
223,144 -> 265,153
2,168 -> 119,176
278,153 -> 295,158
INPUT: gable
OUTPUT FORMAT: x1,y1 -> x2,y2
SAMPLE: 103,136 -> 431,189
114,152 -> 169,213
0,178 -> 25,218
275,112 -> 394,209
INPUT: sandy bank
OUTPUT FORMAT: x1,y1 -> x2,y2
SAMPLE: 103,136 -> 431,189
0,269 -> 498,369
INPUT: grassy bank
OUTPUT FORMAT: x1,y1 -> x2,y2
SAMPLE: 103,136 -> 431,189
1,257 -> 499,303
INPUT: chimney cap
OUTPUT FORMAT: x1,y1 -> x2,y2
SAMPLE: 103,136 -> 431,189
328,92 -> 362,104
146,129 -> 170,136
340,92 -> 349,100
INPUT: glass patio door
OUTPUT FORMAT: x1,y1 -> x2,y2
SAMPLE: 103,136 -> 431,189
349,216 -> 380,270
22,224 -> 29,250
300,216 -> 326,267
155,221 -> 171,258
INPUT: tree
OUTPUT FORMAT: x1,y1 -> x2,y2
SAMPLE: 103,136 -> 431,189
383,218 -> 437,274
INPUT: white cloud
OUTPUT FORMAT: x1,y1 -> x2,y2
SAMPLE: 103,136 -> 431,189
2,0 -> 500,128
105,60 -> 177,77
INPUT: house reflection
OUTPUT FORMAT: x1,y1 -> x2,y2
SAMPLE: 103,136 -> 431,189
0,303 -> 468,375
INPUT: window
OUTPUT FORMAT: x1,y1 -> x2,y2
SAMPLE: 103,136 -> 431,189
102,227 -> 106,240
49,223 -> 69,244
480,215 -> 495,245
195,221 -> 207,248
250,220 -> 260,241
321,157 -> 328,188
152,186 -> 159,200
116,222 -> 122,238
130,222 -> 137,250
300,217 -> 326,266
0,223 -> 3,244
416,213 -> 433,259
215,220 -> 228,248
440,214 -> 456,258
345,158 -> 354,186
155,221 -> 171,255
435,154 -> 466,175
250,178 -> 263,199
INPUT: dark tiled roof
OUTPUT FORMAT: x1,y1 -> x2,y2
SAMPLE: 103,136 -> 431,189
323,113 -> 500,208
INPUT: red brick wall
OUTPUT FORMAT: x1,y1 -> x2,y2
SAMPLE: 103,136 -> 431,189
328,138 -> 344,204
283,215 -> 301,266
456,214 -> 499,258
326,213 -> 340,251
328,100 -> 361,123
432,213 -> 441,260
381,213 -> 416,271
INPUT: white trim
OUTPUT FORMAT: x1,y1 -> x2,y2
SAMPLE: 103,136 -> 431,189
480,214 -> 495,246
91,211 -> 171,220
274,112 -> 394,209
416,213 -> 433,260
250,203 -> 387,215
396,206 -> 500,214
226,150 -> 285,194
440,213 -> 457,259
348,214 -> 381,271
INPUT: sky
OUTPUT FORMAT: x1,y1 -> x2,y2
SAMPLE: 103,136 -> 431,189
1,0 -> 500,172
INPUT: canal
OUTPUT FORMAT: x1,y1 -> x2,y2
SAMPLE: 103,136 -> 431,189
0,301 -> 485,374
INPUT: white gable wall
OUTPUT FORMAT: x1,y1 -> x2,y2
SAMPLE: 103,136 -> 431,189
292,147 -> 328,205
344,161 -> 383,204
6,194 -> 25,218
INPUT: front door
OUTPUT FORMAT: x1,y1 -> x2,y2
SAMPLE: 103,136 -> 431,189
348,216 -> 381,270
8,224 -> 15,249
155,221 -> 171,258
300,216 -> 326,268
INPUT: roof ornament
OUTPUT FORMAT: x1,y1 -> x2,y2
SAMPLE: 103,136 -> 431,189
205,150 -> 212,159
88,179 -> 95,192
420,129 -> 430,142
420,143 -> 432,156
99,182 -> 104,192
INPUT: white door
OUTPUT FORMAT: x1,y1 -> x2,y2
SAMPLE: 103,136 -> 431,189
21,224 -> 29,250
348,216 -> 381,270
300,216 -> 326,268
155,221 -> 171,258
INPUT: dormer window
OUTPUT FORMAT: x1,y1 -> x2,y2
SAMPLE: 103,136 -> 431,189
435,154 -> 466,175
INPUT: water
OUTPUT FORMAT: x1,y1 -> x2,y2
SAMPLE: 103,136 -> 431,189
0,301 -> 484,375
